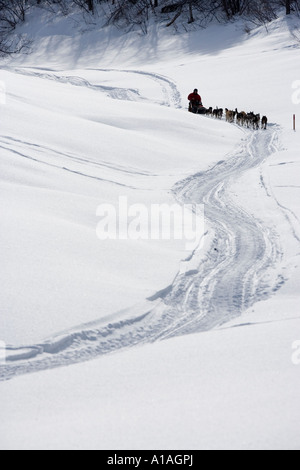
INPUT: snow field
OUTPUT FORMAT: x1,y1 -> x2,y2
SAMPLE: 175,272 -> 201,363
1,314 -> 300,450
0,7 -> 300,449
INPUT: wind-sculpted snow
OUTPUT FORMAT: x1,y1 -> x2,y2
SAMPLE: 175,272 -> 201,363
0,124 -> 287,381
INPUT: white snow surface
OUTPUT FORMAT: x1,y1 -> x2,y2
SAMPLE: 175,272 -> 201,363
0,7 -> 300,449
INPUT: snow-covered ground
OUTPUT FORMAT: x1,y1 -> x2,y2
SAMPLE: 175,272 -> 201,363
0,7 -> 300,449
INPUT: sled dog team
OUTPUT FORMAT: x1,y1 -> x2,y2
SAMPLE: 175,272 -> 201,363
188,89 -> 268,130
225,108 -> 268,130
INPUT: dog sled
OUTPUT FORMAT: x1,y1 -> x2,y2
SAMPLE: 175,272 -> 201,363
188,103 -> 207,115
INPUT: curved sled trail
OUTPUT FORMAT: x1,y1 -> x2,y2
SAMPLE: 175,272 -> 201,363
0,128 -> 284,380
0,125 -> 288,381
156,127 -> 285,338
9,67 -> 182,108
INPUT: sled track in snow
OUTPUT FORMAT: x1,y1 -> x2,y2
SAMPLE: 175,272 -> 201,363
0,135 -> 152,190
0,125 -> 287,381
155,126 -> 285,338
7,67 -> 182,108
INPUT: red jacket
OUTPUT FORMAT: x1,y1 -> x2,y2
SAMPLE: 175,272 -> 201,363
188,92 -> 202,103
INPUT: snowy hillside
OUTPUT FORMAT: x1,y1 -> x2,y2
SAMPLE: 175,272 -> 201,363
0,7 -> 300,449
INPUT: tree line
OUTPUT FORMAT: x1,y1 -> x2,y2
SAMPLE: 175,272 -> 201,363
52,0 -> 299,20
0,0 -> 299,56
